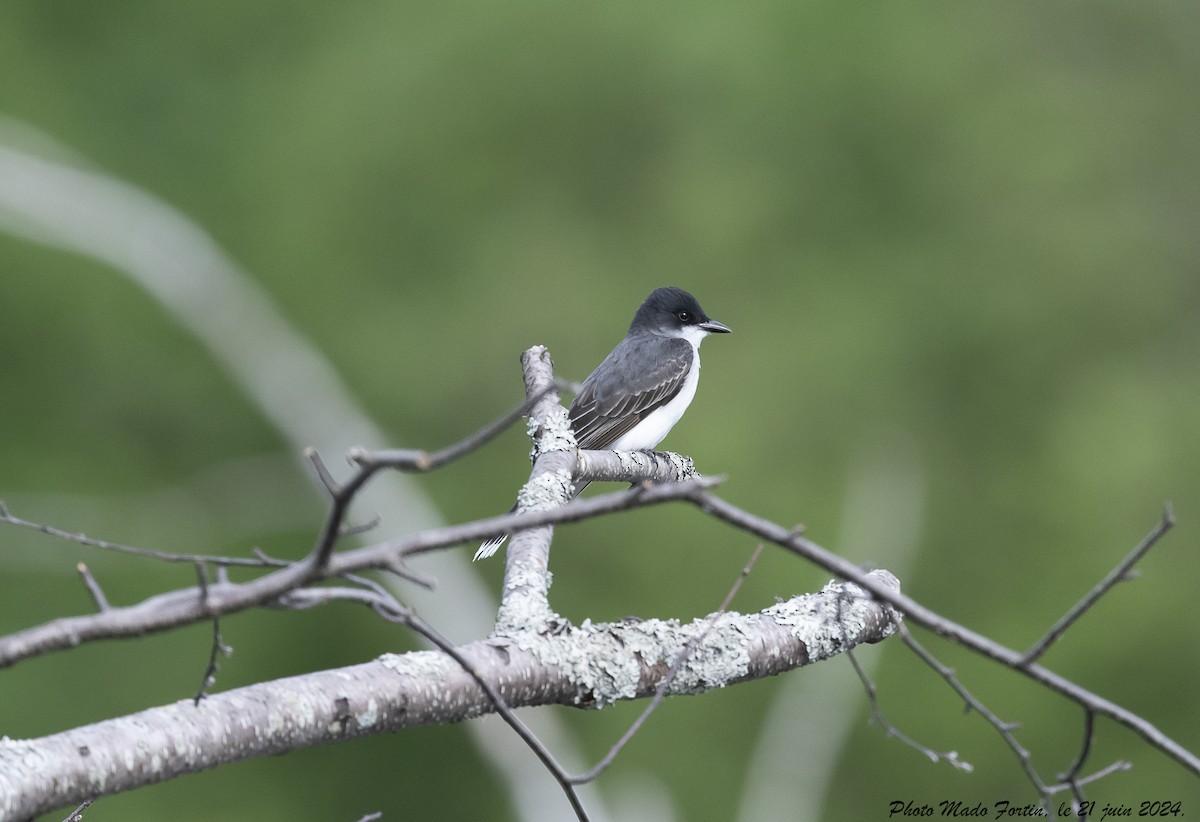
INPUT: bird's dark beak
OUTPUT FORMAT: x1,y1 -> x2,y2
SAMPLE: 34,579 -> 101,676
700,319 -> 732,334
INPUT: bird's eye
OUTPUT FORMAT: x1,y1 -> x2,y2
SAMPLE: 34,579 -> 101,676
676,311 -> 691,322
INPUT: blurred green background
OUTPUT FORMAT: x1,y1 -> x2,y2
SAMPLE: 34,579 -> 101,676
2,1 -> 1199,819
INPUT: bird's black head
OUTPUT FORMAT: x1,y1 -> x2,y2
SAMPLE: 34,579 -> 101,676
631,287 -> 732,337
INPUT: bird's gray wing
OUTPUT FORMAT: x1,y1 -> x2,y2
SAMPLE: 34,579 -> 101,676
568,335 -> 693,450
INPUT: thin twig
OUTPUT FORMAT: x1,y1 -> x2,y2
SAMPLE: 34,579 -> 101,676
193,562 -> 232,704
75,563 -> 110,612
339,570 -> 414,606
303,386 -> 559,573
1021,504 -> 1175,665
1061,710 -> 1096,819
379,558 -> 437,591
901,624 -> 1130,814
847,646 -> 973,772
0,506 -> 280,567
302,453 -> 377,572
570,543 -> 764,785
260,574 -> 589,821
193,617 -> 231,706
899,625 -> 1046,785
829,579 -> 975,772
61,798 -> 94,822
0,478 -> 720,670
340,513 -> 382,538
388,477 -> 719,560
1,337 -> 1182,819
690,491 -> 1199,778
195,561 -> 210,607
393,607 -> 590,822
349,384 -> 555,473
305,446 -> 341,496
1062,709 -> 1096,784
1069,758 -> 1132,789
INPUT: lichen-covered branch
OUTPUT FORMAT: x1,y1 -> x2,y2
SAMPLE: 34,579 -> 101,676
0,573 -> 899,820
0,344 -> 911,820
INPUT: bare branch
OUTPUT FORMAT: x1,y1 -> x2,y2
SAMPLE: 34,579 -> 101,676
573,449 -> 699,486
193,618 -> 230,706
1021,504 -> 1175,665
302,452 -> 373,573
401,613 -> 590,822
61,798 -> 94,822
848,646 -> 973,772
689,491 -> 1200,778
339,513 -> 382,538
1067,758 -> 1133,790
485,346 -> 722,632
349,383 -> 556,473
1053,709 -> 1131,812
0,506 -> 277,568
297,383 -> 560,575
899,624 -> 1055,794
0,478 -> 718,670
0,574 -> 897,819
304,446 -> 341,496
1,341 -> 1188,819
0,343 -> 717,673
279,572 -> 591,818
74,564 -> 109,613
1063,709 -> 1096,785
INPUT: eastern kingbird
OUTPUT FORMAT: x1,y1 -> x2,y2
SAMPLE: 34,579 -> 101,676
475,286 -> 731,560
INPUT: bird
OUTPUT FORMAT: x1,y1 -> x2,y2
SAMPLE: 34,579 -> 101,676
474,286 -> 731,560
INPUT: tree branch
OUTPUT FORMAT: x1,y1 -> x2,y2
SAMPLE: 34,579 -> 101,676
0,346 -> 716,670
0,477 -> 718,670
1020,504 -> 1174,664
0,572 -> 899,820
3,342 -> 1188,821
569,543 -> 765,785
691,491 -> 1200,778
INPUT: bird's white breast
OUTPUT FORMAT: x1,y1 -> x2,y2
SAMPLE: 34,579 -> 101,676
608,337 -> 703,452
